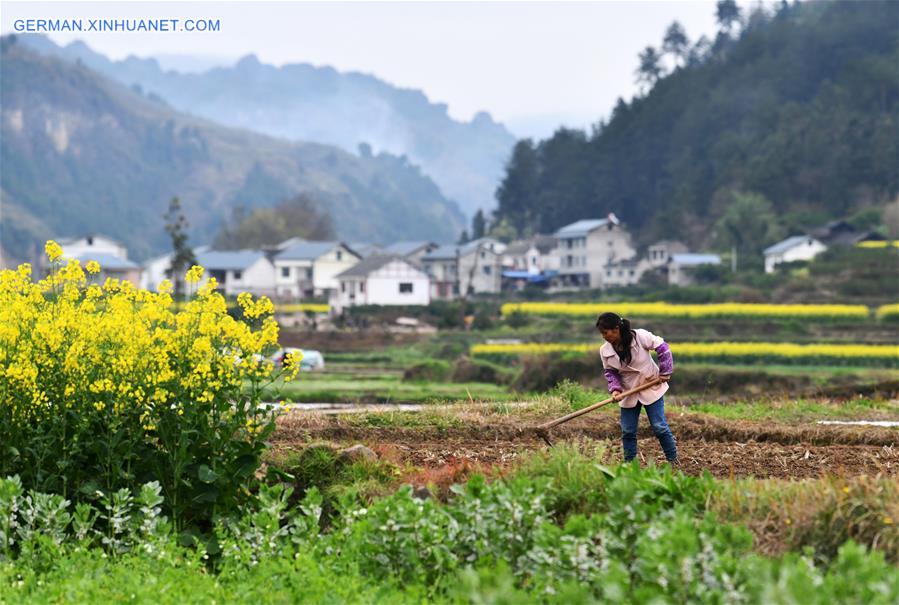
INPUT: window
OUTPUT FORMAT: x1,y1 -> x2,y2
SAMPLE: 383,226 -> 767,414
360,281 -> 365,292
566,255 -> 573,267
483,266 -> 491,275
629,270 -> 635,276
306,269 -> 313,280
480,251 -> 485,259
233,271 -> 242,280
336,251 -> 343,261
341,283 -> 345,293
281,267 -> 290,278
399,282 -> 413,294
606,270 -> 612,277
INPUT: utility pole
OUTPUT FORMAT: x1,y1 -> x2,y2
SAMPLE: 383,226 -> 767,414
731,245 -> 737,273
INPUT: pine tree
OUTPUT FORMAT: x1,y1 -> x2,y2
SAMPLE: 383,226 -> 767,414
163,197 -> 197,297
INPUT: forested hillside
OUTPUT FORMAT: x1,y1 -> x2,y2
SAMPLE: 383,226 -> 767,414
1,37 -> 465,263
493,0 -> 898,249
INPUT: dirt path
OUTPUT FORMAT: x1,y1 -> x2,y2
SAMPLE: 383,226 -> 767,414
274,412 -> 899,480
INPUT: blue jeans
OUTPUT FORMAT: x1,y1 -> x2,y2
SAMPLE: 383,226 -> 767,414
620,396 -> 678,462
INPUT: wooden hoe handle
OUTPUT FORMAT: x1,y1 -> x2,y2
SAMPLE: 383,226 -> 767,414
536,377 -> 663,432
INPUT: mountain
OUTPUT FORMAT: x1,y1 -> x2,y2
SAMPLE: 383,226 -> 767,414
493,0 -> 899,248
0,36 -> 465,264
18,34 -> 517,219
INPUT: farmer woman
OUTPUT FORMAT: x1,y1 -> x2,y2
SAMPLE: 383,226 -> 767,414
596,312 -> 679,465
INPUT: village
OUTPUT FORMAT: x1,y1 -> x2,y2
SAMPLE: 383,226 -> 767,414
48,213 -> 892,314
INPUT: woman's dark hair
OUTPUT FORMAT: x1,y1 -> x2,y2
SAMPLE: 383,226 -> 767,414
596,312 -> 634,364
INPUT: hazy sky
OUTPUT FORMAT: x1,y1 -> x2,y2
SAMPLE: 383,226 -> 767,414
2,1 -> 756,137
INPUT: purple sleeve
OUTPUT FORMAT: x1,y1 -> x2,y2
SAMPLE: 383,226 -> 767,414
656,342 -> 674,375
604,368 -> 623,392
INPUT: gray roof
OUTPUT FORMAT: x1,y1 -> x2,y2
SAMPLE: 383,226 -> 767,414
74,253 -> 137,270
336,255 -> 403,278
383,241 -> 436,257
670,253 -> 721,266
197,250 -> 266,271
422,238 -> 500,261
763,235 -> 821,256
348,243 -> 384,258
422,245 -> 460,261
503,240 -> 534,255
555,219 -> 609,238
275,241 -> 341,261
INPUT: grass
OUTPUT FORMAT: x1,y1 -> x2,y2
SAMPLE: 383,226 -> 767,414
259,370 -> 517,404
672,398 -> 899,423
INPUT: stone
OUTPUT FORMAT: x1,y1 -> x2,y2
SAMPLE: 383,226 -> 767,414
337,444 -> 377,463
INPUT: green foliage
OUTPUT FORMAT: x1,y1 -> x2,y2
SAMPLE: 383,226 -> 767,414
403,359 -> 452,382
493,0 -> 899,249
2,453 -> 899,603
213,193 -> 335,250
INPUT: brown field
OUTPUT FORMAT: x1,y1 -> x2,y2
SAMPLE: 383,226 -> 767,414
273,407 -> 899,481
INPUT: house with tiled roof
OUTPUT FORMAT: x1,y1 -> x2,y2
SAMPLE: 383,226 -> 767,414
552,214 -> 636,288
331,255 -> 430,312
273,241 -> 360,299
196,249 -> 276,296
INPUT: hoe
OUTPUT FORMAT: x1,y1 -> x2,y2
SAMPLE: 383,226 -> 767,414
534,378 -> 663,447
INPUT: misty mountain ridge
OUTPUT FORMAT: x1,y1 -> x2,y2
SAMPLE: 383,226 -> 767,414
1,36 -> 465,265
18,34 -> 517,219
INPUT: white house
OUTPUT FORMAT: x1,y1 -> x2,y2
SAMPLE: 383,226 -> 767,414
141,245 -> 210,291
196,250 -> 276,296
667,253 -> 722,286
58,235 -> 128,261
421,238 -> 505,300
553,215 -> 636,288
501,235 -> 558,275
420,245 -> 459,300
273,241 -> 361,299
331,255 -> 430,313
763,235 -> 827,273
647,240 -> 689,268
55,235 -> 141,286
602,258 -> 653,287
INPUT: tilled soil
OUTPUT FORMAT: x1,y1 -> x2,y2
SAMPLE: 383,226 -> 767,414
274,411 -> 899,480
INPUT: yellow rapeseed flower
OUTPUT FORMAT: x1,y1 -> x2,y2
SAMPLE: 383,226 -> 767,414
44,240 -> 63,262
85,260 -> 101,274
185,265 -> 205,284
501,301 -> 871,320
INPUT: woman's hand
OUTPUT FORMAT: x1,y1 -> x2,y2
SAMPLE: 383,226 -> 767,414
658,374 -> 671,382
611,390 -> 623,401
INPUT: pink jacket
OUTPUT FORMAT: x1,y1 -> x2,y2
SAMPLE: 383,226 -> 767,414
600,328 -> 672,408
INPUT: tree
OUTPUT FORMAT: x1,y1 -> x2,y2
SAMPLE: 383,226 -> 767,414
713,190 -> 784,271
662,21 -> 690,67
635,46 -> 665,91
495,140 -> 539,236
471,209 -> 487,239
716,0 -> 742,34
214,193 -> 334,249
458,229 -> 470,245
163,197 -> 197,297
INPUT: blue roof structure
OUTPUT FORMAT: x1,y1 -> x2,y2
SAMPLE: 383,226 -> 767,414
197,250 -> 266,271
555,219 -> 609,238
383,241 -> 435,256
670,253 -> 721,266
275,241 -> 340,261
763,235 -> 820,256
